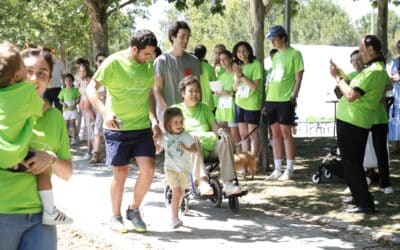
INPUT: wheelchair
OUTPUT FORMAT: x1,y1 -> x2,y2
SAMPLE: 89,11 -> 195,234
164,158 -> 248,214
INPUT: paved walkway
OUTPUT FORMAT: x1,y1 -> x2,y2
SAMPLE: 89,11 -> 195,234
53,155 -> 388,250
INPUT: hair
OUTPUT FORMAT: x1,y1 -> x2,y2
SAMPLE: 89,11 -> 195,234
74,57 -> 90,67
232,41 -> 256,64
220,50 -> 233,60
130,29 -> 158,51
0,42 -> 24,88
95,52 -> 107,62
363,35 -> 386,64
194,45 -> 207,61
178,75 -> 201,101
214,44 -> 226,51
21,47 -> 54,77
79,62 -> 93,78
163,107 -> 184,134
269,48 -> 278,57
350,49 -> 359,58
168,21 -> 191,43
154,47 -> 162,58
63,73 -> 74,82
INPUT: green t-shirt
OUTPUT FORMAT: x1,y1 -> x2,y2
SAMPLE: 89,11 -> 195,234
215,71 -> 235,122
266,47 -> 304,102
337,61 -> 389,129
0,82 -> 43,169
200,61 -> 217,109
215,65 -> 225,79
172,102 -> 218,152
347,71 -> 359,81
58,87 -> 80,111
235,59 -> 263,111
0,107 -> 71,214
92,50 -> 154,131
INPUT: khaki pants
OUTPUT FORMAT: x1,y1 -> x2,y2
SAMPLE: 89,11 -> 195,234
190,132 -> 236,183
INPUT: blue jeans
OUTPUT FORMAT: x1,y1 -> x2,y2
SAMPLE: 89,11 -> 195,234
0,213 -> 57,250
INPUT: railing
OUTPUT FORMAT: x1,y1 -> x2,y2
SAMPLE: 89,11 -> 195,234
293,121 -> 335,137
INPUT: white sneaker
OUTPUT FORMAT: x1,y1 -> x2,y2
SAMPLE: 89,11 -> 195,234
42,208 -> 73,225
110,216 -> 128,233
278,170 -> 293,180
82,153 -> 91,160
381,186 -> 394,194
198,181 -> 214,196
171,218 -> 183,229
342,187 -> 351,194
266,170 -> 282,180
224,182 -> 241,196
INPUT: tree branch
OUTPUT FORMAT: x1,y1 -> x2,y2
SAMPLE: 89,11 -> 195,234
107,0 -> 137,16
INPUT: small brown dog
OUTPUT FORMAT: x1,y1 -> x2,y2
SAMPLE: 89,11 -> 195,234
234,152 -> 257,180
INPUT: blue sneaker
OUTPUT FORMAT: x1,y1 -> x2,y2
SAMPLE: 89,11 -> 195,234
126,207 -> 147,233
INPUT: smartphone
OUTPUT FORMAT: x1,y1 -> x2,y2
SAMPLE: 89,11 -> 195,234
114,118 -> 123,129
9,150 -> 35,172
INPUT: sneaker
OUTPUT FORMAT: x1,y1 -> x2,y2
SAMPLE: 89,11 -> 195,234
42,208 -> 73,225
110,216 -> 128,233
198,181 -> 214,196
126,207 -> 147,233
223,182 -> 241,196
171,218 -> 183,229
82,153 -> 91,161
342,187 -> 351,194
278,170 -> 293,180
266,170 -> 282,180
381,186 -> 394,194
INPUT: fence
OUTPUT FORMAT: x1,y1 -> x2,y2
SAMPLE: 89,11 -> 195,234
293,121 -> 335,137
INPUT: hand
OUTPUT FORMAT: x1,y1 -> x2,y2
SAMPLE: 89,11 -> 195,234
232,63 -> 242,75
152,124 -> 162,141
329,59 -> 340,78
178,143 -> 187,151
290,95 -> 297,107
24,151 -> 53,175
103,111 -> 119,130
217,127 -> 227,136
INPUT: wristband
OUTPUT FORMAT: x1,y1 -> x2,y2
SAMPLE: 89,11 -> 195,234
49,155 -> 56,168
240,73 -> 245,78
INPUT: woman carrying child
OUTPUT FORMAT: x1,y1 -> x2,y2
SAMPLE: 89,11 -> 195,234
158,107 -> 197,229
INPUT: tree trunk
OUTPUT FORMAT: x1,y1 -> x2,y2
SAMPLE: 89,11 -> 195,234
376,0 -> 388,57
85,0 -> 110,57
250,0 -> 271,172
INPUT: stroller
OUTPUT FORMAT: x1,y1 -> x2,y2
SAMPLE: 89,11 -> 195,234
311,134 -> 380,185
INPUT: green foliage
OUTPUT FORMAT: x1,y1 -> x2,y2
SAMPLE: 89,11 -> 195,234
291,0 -> 359,46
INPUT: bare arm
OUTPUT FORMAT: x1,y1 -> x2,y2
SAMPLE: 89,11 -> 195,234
232,63 -> 258,90
292,70 -> 304,99
330,64 -> 360,102
24,151 -> 72,180
153,75 -> 167,116
149,90 -> 161,140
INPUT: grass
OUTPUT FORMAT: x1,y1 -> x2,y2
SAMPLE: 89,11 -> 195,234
241,137 -> 400,235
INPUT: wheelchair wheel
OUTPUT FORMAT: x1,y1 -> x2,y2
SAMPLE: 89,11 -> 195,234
164,185 -> 172,207
311,173 -> 321,184
228,196 -> 239,213
209,178 -> 223,207
324,169 -> 332,179
181,197 -> 189,215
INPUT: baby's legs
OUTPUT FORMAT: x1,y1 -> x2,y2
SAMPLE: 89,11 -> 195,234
171,187 -> 184,219
37,170 -> 54,214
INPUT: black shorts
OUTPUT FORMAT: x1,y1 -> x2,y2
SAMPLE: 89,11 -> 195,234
235,106 -> 261,125
264,101 -> 295,125
104,128 -> 155,166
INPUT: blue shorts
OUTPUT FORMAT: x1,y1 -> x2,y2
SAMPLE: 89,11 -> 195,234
104,128 -> 155,166
235,106 -> 261,125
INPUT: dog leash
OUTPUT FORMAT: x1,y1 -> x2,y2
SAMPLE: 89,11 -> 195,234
235,126 -> 259,147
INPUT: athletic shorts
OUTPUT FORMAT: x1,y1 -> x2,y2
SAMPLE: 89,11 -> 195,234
235,106 -> 261,125
165,170 -> 190,189
104,128 -> 155,166
264,101 -> 295,125
63,110 -> 79,120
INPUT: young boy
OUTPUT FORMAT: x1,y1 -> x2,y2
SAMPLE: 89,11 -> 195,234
58,73 -> 80,145
0,42 -> 72,225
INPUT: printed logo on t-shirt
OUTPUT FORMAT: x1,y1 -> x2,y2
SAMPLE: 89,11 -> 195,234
183,68 -> 192,76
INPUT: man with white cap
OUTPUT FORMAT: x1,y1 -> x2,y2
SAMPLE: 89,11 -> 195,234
264,25 -> 304,180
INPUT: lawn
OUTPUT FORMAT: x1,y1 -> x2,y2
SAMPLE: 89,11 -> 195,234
241,137 -> 400,235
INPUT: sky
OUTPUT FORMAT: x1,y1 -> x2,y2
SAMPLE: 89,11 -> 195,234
135,0 -> 400,36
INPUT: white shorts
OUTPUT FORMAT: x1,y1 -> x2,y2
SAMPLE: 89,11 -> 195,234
63,110 -> 79,120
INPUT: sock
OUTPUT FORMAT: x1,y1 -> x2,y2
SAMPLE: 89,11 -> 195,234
39,190 -> 55,214
274,159 -> 282,172
286,159 -> 294,172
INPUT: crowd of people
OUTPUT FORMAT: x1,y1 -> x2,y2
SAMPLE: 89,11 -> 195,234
0,19 -> 398,248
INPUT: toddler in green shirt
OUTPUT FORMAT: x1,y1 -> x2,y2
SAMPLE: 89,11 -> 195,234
0,43 -> 72,225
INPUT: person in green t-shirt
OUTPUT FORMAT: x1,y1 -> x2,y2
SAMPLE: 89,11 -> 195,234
172,76 -> 243,197
194,44 -> 217,109
58,73 -> 80,144
264,26 -> 304,181
330,35 -> 389,214
214,50 -> 240,151
232,41 -> 263,158
87,30 -> 161,234
0,47 -> 73,250
213,44 -> 226,78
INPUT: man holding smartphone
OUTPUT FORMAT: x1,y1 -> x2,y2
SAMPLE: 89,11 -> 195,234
87,30 -> 160,233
